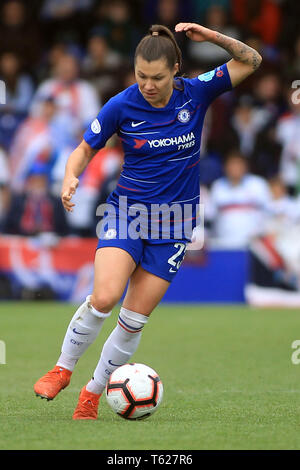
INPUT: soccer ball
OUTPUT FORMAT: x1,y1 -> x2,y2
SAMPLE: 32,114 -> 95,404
106,363 -> 163,420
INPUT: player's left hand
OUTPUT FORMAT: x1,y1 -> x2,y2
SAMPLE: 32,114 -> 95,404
175,23 -> 214,43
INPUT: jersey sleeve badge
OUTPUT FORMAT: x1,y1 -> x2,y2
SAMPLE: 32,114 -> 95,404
198,70 -> 215,82
91,118 -> 101,134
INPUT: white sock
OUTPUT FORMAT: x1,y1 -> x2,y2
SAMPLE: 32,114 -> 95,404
56,295 -> 111,371
86,307 -> 148,394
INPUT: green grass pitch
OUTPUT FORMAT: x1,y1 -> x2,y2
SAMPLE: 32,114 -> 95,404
1,301 -> 300,450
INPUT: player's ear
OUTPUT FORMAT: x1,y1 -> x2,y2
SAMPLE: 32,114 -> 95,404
173,62 -> 179,76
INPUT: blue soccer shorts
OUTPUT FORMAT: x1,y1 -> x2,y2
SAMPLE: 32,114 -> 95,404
95,200 -> 189,282
96,236 -> 187,283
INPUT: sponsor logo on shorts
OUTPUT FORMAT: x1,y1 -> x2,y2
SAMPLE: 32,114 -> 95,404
96,196 -> 205,251
104,228 -> 117,240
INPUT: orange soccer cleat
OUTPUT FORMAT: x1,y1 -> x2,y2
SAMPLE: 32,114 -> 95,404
72,386 -> 101,420
34,365 -> 72,401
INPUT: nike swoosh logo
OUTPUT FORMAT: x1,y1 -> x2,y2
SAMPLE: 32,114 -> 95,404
131,121 -> 146,127
169,268 -> 177,273
72,328 -> 89,335
108,360 -> 122,367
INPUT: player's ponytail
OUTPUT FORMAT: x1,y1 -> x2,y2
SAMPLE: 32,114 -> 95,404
134,24 -> 182,74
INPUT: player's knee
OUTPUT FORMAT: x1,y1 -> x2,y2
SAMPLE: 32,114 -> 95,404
90,291 -> 118,313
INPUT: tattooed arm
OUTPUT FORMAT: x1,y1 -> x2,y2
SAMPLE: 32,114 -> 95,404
175,23 -> 262,87
212,31 -> 262,86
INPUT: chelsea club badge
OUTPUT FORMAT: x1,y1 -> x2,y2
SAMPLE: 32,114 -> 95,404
177,109 -> 191,123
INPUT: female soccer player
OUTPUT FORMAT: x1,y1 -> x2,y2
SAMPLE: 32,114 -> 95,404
34,23 -> 262,419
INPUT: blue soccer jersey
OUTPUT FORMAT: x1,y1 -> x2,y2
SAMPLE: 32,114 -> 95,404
84,63 -> 232,241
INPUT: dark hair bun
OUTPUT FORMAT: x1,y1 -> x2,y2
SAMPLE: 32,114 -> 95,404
135,24 -> 182,72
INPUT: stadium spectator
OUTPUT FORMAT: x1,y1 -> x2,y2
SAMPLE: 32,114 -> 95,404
9,95 -> 78,194
254,73 -> 285,121
40,0 -> 95,46
276,87 -> 300,195
230,94 -> 267,158
279,0 -> 300,59
90,0 -> 141,58
0,146 -> 10,230
37,41 -> 86,84
155,0 -> 182,29
246,175 -> 300,306
41,0 -> 95,19
208,150 -> 271,248
0,52 -> 35,150
30,53 -> 100,131
0,52 -> 34,115
0,0 -> 42,70
265,176 -> 300,233
37,42 -> 69,82
250,119 -> 282,180
192,0 -> 231,23
142,0 -> 193,26
188,5 -> 240,68
249,73 -> 286,178
4,165 -> 68,236
82,28 -> 125,103
286,34 -> 300,79
232,0 -> 282,46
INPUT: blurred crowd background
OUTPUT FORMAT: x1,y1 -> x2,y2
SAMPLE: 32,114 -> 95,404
0,0 -> 300,251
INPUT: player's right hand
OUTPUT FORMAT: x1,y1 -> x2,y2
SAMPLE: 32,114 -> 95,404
175,23 -> 214,43
61,176 -> 79,212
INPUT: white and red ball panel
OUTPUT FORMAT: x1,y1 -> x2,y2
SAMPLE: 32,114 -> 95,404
128,380 -> 164,419
105,386 -> 132,415
106,363 -> 163,420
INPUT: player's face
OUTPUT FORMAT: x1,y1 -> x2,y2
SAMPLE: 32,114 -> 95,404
225,157 -> 247,184
135,56 -> 178,107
